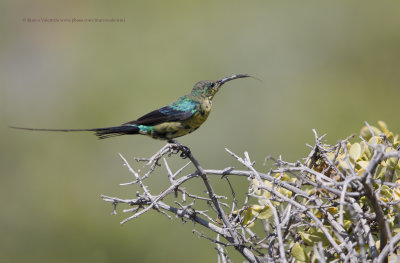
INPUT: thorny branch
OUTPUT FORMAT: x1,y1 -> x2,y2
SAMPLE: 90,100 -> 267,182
101,122 -> 400,262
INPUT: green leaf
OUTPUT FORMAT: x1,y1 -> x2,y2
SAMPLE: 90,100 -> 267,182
374,165 -> 387,179
357,161 -> 369,168
300,228 -> 330,247
361,141 -> 372,159
338,158 -> 353,170
360,125 -> 381,140
258,208 -> 273,220
299,232 -> 312,245
349,143 -> 362,161
368,136 -> 383,145
344,220 -> 352,231
251,205 -> 273,220
380,185 -> 392,201
385,148 -> 398,170
291,242 -> 307,262
243,207 -> 253,226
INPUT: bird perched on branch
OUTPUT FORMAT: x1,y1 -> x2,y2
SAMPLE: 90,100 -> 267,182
11,74 -> 251,144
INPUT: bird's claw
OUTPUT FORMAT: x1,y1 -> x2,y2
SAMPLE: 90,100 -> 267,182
168,140 -> 191,158
179,145 -> 191,158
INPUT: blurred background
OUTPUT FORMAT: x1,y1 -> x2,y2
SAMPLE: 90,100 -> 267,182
1,0 -> 400,262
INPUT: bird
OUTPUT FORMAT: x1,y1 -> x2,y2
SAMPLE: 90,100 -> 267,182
11,74 -> 251,144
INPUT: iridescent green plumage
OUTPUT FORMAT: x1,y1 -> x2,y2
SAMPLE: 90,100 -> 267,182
11,74 -> 250,141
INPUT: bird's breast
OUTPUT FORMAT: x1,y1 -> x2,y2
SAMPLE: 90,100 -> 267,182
177,100 -> 211,134
191,100 -> 212,125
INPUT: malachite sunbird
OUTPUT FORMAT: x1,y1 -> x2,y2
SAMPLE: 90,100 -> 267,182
11,74 -> 250,142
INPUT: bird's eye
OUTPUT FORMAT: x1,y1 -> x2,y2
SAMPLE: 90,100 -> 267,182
210,83 -> 216,88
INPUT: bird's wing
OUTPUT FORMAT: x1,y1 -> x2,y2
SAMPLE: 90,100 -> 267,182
123,97 -> 199,126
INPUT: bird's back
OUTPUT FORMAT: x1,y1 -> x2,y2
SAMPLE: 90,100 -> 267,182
144,95 -> 212,140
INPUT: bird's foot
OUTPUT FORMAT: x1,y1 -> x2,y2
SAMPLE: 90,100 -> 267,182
168,140 -> 191,158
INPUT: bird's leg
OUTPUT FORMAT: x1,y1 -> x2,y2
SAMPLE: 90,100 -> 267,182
168,139 -> 191,158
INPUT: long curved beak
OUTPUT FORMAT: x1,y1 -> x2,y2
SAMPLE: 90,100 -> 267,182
217,74 -> 250,85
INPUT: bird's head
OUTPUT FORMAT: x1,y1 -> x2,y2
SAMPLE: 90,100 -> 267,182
190,74 -> 250,99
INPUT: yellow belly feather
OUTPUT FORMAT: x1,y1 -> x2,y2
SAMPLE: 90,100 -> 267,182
144,99 -> 212,140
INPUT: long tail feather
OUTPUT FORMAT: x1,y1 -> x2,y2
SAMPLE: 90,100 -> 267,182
93,126 -> 140,139
10,126 -> 98,132
10,125 -> 140,139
